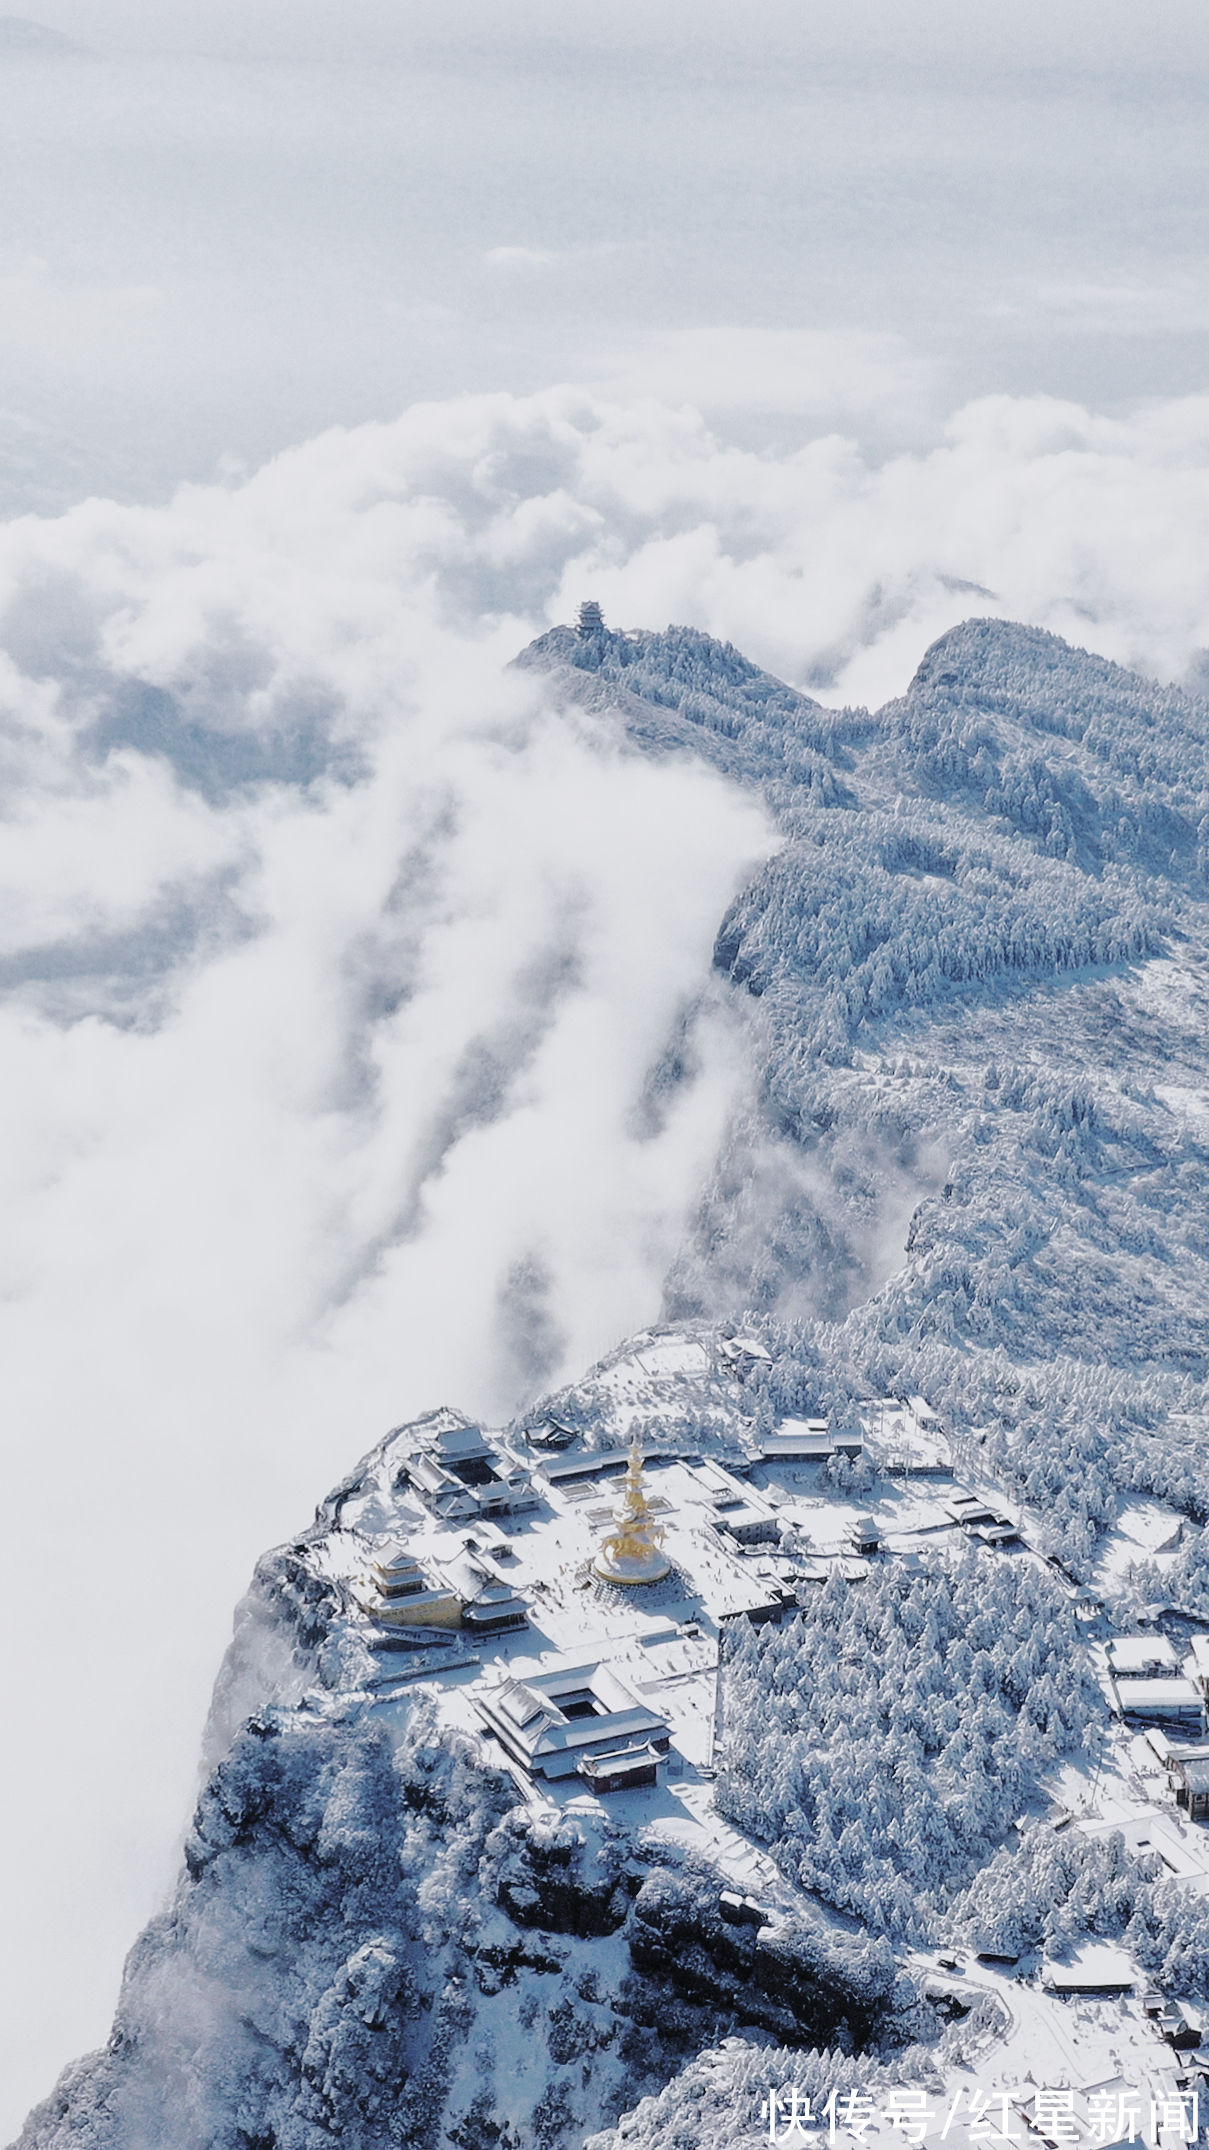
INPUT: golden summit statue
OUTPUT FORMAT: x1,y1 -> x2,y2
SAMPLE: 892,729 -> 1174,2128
593,1440 -> 670,1585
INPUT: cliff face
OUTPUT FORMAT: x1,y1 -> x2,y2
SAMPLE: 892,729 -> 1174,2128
17,1457 -> 919,2150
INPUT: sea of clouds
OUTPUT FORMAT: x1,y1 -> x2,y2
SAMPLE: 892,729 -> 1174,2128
5,381 -> 1209,2130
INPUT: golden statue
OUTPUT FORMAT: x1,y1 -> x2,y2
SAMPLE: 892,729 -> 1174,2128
593,1440 -> 670,1585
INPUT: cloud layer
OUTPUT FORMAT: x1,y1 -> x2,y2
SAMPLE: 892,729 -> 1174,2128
5,380 -> 1209,2130
3,15 -> 1209,511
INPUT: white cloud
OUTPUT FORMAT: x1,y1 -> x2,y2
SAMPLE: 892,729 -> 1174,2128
3,17 -> 1209,511
983,276 -> 1209,336
0,399 -> 775,2132
591,326 -> 939,427
6,376 -> 1209,2129
484,245 -> 560,273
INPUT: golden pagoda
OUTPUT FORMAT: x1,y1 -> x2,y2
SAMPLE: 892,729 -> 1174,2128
593,1440 -> 670,1585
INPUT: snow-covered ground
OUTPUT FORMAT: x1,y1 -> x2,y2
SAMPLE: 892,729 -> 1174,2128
1094,1504 -> 1186,1594
865,1396 -> 954,1475
1050,1726 -> 1209,1896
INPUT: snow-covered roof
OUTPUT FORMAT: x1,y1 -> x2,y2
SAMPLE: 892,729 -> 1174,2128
1107,1634 -> 1177,1675
712,1500 -> 778,1535
1112,1675 -> 1203,1716
538,1451 -> 630,1484
430,1421 -> 489,1457
1174,1757 -> 1209,1792
495,1680 -> 555,1731
758,1427 -> 838,1458
1042,1942 -> 1134,1992
440,1552 -> 516,1605
373,1544 -> 424,1578
720,1335 -> 771,1362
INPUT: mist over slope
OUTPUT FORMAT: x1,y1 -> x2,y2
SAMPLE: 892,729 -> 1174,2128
525,616 -> 1209,1560
18,611 -> 1209,2148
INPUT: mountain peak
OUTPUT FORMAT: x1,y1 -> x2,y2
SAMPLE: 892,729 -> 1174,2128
906,614 -> 1204,717
515,617 -> 848,796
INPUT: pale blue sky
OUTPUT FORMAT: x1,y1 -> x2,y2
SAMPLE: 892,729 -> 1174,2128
0,0 -> 1207,505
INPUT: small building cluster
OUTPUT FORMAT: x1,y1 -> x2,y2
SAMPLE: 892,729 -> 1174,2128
946,1491 -> 1020,1547
1142,1989 -> 1205,2049
393,1408 -> 537,1523
355,1534 -> 529,1640
1106,1633 -> 1206,1731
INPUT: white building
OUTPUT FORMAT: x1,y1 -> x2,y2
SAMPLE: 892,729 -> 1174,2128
712,1494 -> 780,1547
475,1660 -> 672,1790
1109,1674 -> 1204,1729
755,1417 -> 863,1463
1170,1750 -> 1209,1820
1106,1634 -> 1178,1678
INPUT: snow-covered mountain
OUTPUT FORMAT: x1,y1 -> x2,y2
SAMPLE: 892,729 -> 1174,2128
18,616 -> 1209,2148
522,615 -> 1209,1561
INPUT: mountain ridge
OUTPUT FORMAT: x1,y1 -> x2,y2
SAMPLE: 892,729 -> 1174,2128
17,613 -> 1209,2148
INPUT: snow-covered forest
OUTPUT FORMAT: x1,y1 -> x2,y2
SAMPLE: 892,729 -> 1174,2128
957,1819 -> 1209,1996
715,1553 -> 1098,1938
522,615 -> 1209,1577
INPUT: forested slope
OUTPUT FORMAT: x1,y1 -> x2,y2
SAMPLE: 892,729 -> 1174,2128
522,616 -> 1209,1570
